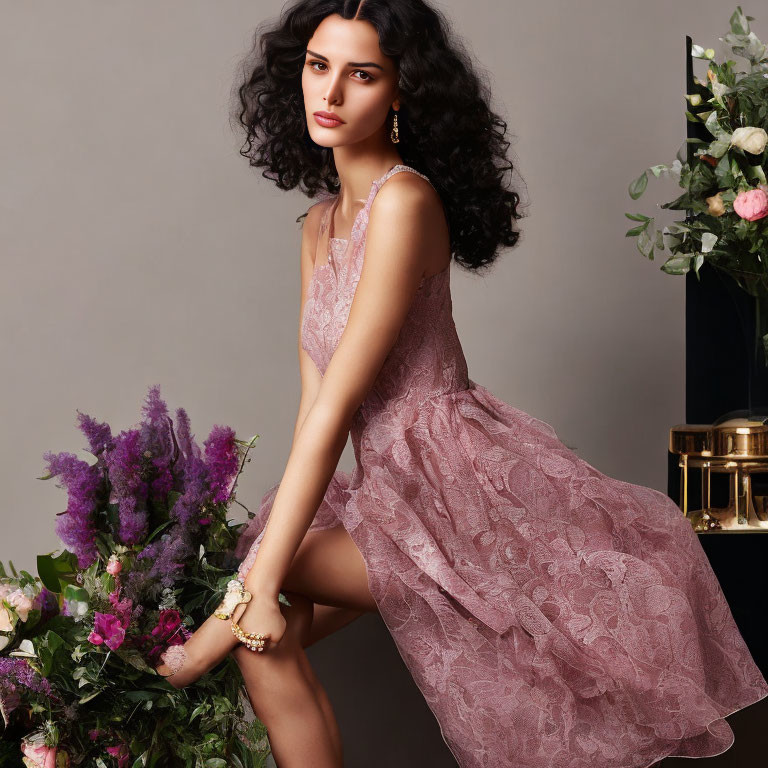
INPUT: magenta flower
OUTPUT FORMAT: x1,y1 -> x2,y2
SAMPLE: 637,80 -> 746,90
151,609 -> 182,641
90,612 -> 128,651
105,742 -> 130,768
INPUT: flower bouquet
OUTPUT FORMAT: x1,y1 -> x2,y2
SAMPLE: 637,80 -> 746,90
0,385 -> 278,767
625,6 -> 768,380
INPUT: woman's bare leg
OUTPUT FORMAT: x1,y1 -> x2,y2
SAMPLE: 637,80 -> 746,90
233,590 -> 341,768
292,603 -> 365,761
157,525 -> 374,687
156,524 -> 376,763
303,603 -> 365,648
155,606 -> 242,688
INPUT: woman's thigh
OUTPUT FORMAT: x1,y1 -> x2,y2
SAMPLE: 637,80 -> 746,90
281,524 -> 378,614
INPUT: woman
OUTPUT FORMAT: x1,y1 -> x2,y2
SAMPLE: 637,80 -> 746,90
156,1 -> 768,767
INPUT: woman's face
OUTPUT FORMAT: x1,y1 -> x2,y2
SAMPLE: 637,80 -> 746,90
302,14 -> 399,148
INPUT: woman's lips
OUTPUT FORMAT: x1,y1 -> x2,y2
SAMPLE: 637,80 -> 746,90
313,112 -> 345,127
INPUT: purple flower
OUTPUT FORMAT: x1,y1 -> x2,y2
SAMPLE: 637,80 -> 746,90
41,451 -> 102,568
169,454 -> 208,526
104,429 -> 148,545
0,658 -> 53,697
174,406 -> 199,467
127,530 -> 193,599
139,387 -> 177,500
76,410 -> 113,456
32,587 -> 60,622
204,425 -> 240,504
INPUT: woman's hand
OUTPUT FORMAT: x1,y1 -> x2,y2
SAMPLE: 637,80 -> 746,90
231,593 -> 287,652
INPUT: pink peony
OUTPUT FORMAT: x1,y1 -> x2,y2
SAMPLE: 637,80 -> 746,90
733,188 -> 768,221
20,741 -> 57,768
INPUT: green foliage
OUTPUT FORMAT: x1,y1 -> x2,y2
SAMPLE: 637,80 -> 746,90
625,6 -> 768,292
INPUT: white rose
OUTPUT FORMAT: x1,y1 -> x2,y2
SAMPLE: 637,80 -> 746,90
730,126 -> 768,155
0,605 -> 14,631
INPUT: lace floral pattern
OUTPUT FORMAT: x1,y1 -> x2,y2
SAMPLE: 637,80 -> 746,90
234,165 -> 768,767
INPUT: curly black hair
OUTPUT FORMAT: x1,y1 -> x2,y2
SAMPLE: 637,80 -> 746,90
229,0 -> 529,273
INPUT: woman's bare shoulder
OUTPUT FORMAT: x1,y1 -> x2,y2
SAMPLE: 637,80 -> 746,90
300,198 -> 334,269
302,197 -> 333,237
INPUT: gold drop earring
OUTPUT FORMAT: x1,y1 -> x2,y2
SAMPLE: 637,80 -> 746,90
390,111 -> 400,144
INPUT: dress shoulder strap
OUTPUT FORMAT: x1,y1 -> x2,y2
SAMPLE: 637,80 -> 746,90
363,164 -> 447,238
310,197 -> 335,268
363,164 -> 436,211
372,164 -> 434,195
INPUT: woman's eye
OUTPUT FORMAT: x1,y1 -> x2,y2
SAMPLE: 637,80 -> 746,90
306,61 -> 374,82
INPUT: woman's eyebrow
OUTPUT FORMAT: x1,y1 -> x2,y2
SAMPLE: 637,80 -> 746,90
305,49 -> 385,71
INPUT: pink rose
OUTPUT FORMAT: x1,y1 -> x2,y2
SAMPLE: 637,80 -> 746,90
733,188 -> 768,221
20,741 -> 57,768
7,589 -> 33,622
151,609 -> 182,640
106,557 -> 122,576
87,631 -> 104,645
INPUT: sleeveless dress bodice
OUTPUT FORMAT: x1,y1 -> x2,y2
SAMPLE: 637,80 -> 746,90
233,165 -> 768,768
300,166 -> 468,431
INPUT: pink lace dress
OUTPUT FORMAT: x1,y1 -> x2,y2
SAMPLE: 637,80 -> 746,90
234,164 -> 768,768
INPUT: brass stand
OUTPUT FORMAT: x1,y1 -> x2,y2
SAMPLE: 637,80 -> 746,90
670,419 -> 768,532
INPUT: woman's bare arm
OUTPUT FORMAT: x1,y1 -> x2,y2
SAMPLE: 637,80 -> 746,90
243,175 -> 443,599
291,202 -> 326,447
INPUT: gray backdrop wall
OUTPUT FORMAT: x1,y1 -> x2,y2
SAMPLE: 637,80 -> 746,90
2,1 -> 764,766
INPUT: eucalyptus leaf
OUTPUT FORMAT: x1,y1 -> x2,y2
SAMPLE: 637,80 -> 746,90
706,138 -> 731,159
637,229 -> 654,259
661,256 -> 692,275
625,223 -> 649,237
700,232 -> 718,253
78,689 -> 104,704
628,171 -> 648,200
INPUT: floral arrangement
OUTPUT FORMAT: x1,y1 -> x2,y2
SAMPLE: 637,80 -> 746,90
625,6 -> 768,361
0,385 -> 274,768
